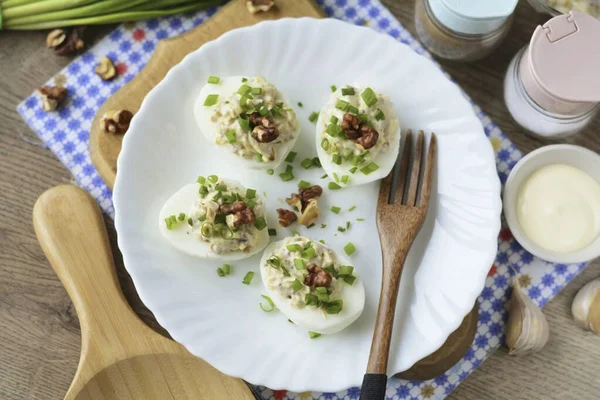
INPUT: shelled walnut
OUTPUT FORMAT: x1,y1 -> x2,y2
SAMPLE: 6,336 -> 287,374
37,86 -> 68,112
46,27 -> 85,56
101,110 -> 133,134
246,0 -> 275,13
95,56 -> 117,81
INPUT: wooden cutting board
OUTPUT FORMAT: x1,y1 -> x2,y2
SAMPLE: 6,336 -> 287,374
89,0 -> 477,382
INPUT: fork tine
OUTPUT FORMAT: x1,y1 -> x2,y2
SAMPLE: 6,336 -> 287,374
392,129 -> 413,204
418,133 -> 437,207
405,130 -> 424,206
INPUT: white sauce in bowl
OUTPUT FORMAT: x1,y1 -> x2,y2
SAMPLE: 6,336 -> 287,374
517,164 -> 600,252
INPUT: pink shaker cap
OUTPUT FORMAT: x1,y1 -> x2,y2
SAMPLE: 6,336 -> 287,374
519,11 -> 600,115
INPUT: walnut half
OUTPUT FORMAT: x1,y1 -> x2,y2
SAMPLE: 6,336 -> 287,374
37,86 -> 68,112
95,56 -> 117,81
298,198 -> 319,226
101,110 -> 133,134
246,0 -> 275,13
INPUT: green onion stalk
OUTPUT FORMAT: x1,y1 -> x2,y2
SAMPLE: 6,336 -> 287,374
0,0 -> 225,30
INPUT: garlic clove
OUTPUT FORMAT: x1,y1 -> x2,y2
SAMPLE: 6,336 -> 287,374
506,279 -> 550,356
571,278 -> 600,334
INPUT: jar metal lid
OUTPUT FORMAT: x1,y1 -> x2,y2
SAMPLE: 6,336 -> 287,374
521,11 -> 600,115
429,0 -> 518,35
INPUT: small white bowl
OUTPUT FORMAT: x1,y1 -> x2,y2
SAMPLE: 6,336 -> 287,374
504,144 -> 600,263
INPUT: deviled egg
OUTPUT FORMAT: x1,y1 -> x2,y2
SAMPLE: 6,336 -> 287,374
260,236 -> 365,334
316,85 -> 400,186
195,76 -> 300,169
159,175 -> 269,260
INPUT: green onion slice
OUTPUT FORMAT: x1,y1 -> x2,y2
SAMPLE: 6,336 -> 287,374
207,76 -> 220,84
203,94 -> 219,106
237,84 -> 252,96
200,222 -> 214,238
326,299 -> 343,314
242,271 -> 255,285
344,242 -> 356,256
285,151 -> 297,163
360,162 -> 380,175
375,108 -> 385,121
328,182 -> 342,190
267,256 -> 281,269
298,180 -> 311,189
301,158 -> 313,169
259,295 -> 276,312
292,279 -> 304,292
254,217 -> 267,231
287,244 -> 303,252
308,111 -> 319,123
361,87 -> 377,107
268,228 -> 277,236
341,87 -> 355,96
294,258 -> 306,270
331,206 -> 341,214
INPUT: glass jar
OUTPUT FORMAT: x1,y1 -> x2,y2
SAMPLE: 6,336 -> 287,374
415,0 -> 517,62
504,48 -> 598,139
503,11 -> 600,139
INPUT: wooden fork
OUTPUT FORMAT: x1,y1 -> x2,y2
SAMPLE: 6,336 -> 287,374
359,130 -> 437,400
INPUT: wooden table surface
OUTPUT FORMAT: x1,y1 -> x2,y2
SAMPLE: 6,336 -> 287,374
0,1 -> 599,399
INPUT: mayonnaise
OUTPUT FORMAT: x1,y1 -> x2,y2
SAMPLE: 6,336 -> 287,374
517,164 -> 600,253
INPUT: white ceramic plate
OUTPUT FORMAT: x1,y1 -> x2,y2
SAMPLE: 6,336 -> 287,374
114,18 -> 501,392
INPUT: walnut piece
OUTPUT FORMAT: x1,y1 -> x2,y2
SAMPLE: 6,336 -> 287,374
48,27 -> 85,56
277,209 -> 297,227
37,86 -> 68,112
298,198 -> 319,226
220,201 -> 256,228
299,185 -> 323,204
249,113 -> 279,143
101,110 -> 133,134
285,193 -> 302,212
46,29 -> 66,49
246,0 -> 275,13
341,112 -> 380,149
95,56 -> 117,81
305,264 -> 332,288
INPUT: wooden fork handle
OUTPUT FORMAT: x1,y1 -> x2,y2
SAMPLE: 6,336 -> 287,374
359,245 -> 411,400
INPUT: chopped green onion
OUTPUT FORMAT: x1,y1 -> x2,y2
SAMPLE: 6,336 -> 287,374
349,167 -> 358,174
267,255 -> 281,269
222,264 -> 232,275
215,183 -> 227,192
214,214 -> 226,225
307,223 -> 315,229
326,299 -> 343,314
266,169 -> 275,175
356,218 -> 365,222
361,87 -> 377,107
291,229 -> 300,236
197,176 -> 206,184
301,158 -> 313,169
328,182 -> 342,190
208,175 -> 218,183
240,95 -> 251,108
320,138 -> 331,151
341,175 -> 350,185
246,188 -> 256,199
360,162 -> 380,175
279,171 -> 294,181
308,111 -> 319,123
341,87 -> 355,96
207,76 -> 220,84
333,172 -> 339,183
344,242 -> 357,256
343,275 -> 356,285
302,247 -> 316,259
268,228 -> 277,236
251,87 -> 262,95
375,108 -> 385,121
255,153 -> 264,162
321,174 -> 328,179
316,290 -> 329,302
337,226 -> 346,233
198,214 -> 207,222
287,244 -> 303,252
187,217 -> 193,226
241,77 -> 248,82
358,114 -> 370,124
347,105 -> 359,114
254,217 -> 267,231
332,153 -> 342,165
321,223 -> 327,228
246,198 -> 257,208
294,258 -> 306,270
237,84 -> 252,96
330,115 -> 339,124
292,279 -> 304,292
304,241 -> 312,250
238,116 -> 250,132
297,102 -> 303,107
286,164 -> 294,173
217,267 -> 225,277
347,221 -> 351,230
259,105 -> 270,116
203,94 -> 219,106
177,212 -> 186,221
312,157 -> 321,167
339,265 -> 354,276
331,85 -> 337,92
298,180 -> 311,189
326,123 -> 343,137
200,222 -> 214,238
285,151 -> 297,163
242,271 -> 255,285
305,294 -> 319,307
259,295 -> 276,312
319,239 -> 326,244
280,264 -> 291,277
164,215 -> 177,230
335,99 -> 350,112
331,206 -> 341,214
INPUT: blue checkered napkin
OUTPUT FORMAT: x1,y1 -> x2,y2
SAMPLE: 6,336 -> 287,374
17,1 -> 588,399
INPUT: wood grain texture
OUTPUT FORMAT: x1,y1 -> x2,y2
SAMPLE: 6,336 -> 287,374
33,185 -> 253,400
90,0 -> 325,190
0,1 -> 599,400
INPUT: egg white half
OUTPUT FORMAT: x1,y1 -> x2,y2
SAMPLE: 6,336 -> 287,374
158,180 -> 269,261
316,87 -> 400,187
259,238 -> 365,335
194,76 -> 300,169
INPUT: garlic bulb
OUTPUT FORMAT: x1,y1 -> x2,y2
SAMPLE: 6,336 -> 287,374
505,279 -> 549,356
571,278 -> 600,334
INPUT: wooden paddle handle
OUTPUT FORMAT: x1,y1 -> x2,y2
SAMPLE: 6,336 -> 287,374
32,185 -> 145,341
